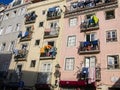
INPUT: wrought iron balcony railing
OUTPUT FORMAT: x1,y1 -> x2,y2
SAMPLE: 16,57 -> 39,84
64,0 -> 117,17
78,40 -> 100,54
14,50 -> 28,61
40,46 -> 57,59
25,11 -> 37,24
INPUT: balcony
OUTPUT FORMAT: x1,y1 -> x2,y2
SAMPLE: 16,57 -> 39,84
40,45 -> 57,60
64,0 -> 118,17
14,50 -> 28,61
77,67 -> 101,82
25,11 -> 37,24
80,15 -> 99,32
18,30 -> 33,42
44,27 -> 59,38
78,40 -> 100,54
47,7 -> 62,20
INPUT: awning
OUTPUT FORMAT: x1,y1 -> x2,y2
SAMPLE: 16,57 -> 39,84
59,80 -> 86,87
59,80 -> 96,88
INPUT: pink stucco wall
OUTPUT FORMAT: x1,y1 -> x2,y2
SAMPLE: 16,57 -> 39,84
60,4 -> 120,87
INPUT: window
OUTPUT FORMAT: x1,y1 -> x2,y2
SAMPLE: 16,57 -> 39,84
105,10 -> 115,20
35,39 -> 40,45
41,63 -> 52,72
26,26 -> 32,31
42,10 -> 46,15
30,60 -> 36,67
8,41 -> 15,52
49,21 -> 58,29
86,33 -> 96,41
5,25 -> 13,34
84,56 -> 96,68
0,43 -> 6,51
70,2 -> 78,11
67,36 -> 76,47
86,13 -> 95,19
18,7 -> 26,15
106,30 -> 117,42
16,64 -> 22,73
15,23 -> 21,31
21,43 -> 28,50
0,27 -> 4,35
65,58 -> 74,70
69,17 -> 77,27
39,22 -> 44,27
107,55 -> 119,69
48,41 -> 54,46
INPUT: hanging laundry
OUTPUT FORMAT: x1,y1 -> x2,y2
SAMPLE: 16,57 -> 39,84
92,15 -> 99,24
18,31 -> 22,38
88,67 -> 95,84
40,48 -> 45,53
24,31 -> 29,37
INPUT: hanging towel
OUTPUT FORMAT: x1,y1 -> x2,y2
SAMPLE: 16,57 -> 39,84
88,67 -> 95,84
22,31 -> 26,37
18,31 -> 22,38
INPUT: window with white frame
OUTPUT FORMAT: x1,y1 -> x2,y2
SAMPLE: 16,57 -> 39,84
41,63 -> 52,72
0,42 -> 6,51
107,55 -> 119,69
86,33 -> 96,41
8,41 -> 15,52
67,35 -> 76,47
0,27 -> 4,35
69,17 -> 77,27
49,21 -> 59,29
106,30 -> 117,42
84,56 -> 96,68
5,25 -> 13,34
65,58 -> 74,70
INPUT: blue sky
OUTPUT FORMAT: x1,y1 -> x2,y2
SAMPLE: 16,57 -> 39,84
0,0 -> 13,5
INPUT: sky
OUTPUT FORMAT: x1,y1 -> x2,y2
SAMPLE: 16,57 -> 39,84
0,0 -> 13,5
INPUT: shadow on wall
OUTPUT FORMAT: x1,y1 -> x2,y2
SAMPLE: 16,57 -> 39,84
0,69 -> 53,90
109,78 -> 120,90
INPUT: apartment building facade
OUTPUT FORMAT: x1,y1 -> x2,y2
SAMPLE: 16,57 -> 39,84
9,0 -> 65,90
59,0 -> 120,90
0,0 -> 30,89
